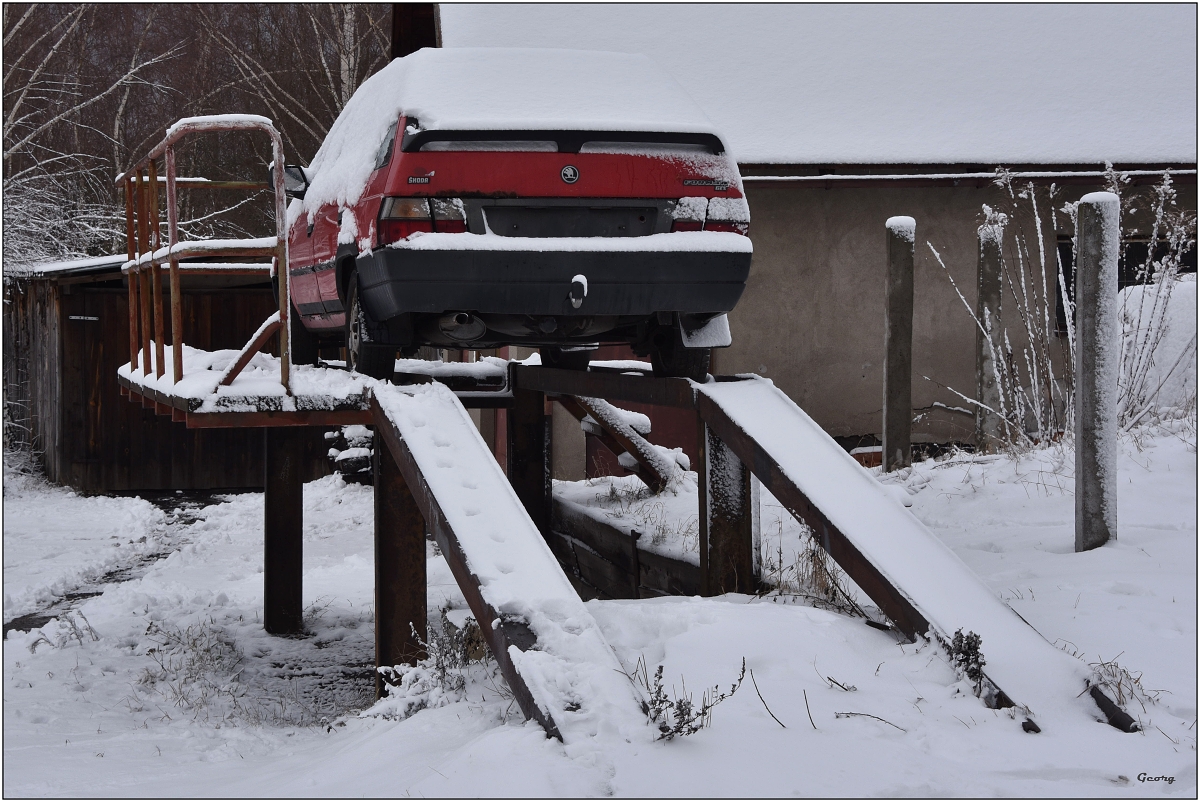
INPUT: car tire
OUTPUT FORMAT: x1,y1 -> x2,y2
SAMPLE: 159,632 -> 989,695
650,341 -> 710,381
345,271 -> 394,380
541,346 -> 593,371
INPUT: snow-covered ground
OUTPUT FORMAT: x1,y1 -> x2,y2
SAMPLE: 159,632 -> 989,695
3,418 -> 1195,796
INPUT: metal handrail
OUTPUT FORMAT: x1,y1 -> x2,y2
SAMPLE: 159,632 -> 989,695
118,115 -> 290,392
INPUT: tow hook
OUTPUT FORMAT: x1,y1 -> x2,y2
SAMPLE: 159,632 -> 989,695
569,274 -> 588,309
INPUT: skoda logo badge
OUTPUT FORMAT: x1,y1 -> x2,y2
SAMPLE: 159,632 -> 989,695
560,165 -> 580,184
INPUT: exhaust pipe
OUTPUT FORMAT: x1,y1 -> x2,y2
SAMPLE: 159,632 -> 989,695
438,312 -> 487,342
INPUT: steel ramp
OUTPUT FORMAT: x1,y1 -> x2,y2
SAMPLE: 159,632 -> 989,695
694,377 -> 1097,725
369,381 -> 649,743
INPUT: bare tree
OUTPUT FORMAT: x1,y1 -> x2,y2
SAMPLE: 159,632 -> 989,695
3,4 -> 392,271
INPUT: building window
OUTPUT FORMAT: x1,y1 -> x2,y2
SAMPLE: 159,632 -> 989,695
1054,237 -> 1197,335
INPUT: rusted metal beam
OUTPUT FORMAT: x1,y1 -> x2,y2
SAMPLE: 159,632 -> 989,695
507,385 -> 552,534
263,427 -> 304,635
122,175 -> 271,190
165,145 -> 184,383
149,159 -> 166,379
122,246 -> 278,271
124,178 -> 140,372
514,365 -> 696,409
136,173 -> 153,376
368,394 -> 563,740
373,431 -> 428,698
184,409 -> 373,428
555,396 -> 669,493
695,392 -> 929,638
218,318 -> 282,386
697,418 -> 759,595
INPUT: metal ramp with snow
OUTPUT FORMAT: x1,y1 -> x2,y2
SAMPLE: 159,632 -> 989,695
368,381 -> 648,743
693,377 -> 1132,730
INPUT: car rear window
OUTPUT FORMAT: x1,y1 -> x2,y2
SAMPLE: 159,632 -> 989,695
418,140 -> 558,152
579,142 -> 712,156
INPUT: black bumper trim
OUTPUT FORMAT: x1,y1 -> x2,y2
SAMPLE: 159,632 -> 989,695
355,247 -> 751,320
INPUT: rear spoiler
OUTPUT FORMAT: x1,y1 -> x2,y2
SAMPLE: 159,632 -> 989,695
402,121 -> 725,155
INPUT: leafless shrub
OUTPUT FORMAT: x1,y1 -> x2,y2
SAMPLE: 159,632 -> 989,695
373,608 -> 496,722
1089,653 -> 1167,714
27,611 -> 100,653
759,509 -> 864,617
927,167 -> 1195,451
631,654 -> 745,740
1107,175 -> 1198,431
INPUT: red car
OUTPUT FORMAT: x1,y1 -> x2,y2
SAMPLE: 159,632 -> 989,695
282,48 -> 751,380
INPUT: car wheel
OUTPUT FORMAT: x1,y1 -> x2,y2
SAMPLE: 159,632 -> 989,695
650,341 -> 710,381
541,346 -> 593,371
344,272 -> 394,379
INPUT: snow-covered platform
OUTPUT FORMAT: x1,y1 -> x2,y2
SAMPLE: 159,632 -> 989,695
116,348 -> 522,427
117,345 -> 1137,737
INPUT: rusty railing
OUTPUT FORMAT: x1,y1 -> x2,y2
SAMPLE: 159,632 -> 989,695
118,115 -> 290,392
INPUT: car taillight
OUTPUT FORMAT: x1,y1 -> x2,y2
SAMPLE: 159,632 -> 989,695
379,197 -> 433,244
704,220 -> 749,235
670,197 -> 707,232
431,198 -> 467,234
704,197 -> 750,236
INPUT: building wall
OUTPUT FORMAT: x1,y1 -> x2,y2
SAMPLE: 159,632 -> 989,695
715,177 -> 1197,444
4,279 -> 63,477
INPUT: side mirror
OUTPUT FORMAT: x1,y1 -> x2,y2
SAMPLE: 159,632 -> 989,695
272,164 -> 311,200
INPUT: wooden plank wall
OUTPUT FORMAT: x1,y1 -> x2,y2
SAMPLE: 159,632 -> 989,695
3,278 -> 62,479
5,275 -> 331,494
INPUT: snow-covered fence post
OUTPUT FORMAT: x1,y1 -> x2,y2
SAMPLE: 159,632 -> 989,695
698,421 -> 760,595
1075,192 -> 1119,552
373,431 -> 428,695
263,427 -> 304,634
975,219 -> 1005,451
883,217 -> 915,471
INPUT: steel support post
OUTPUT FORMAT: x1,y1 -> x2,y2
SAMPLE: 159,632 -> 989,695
264,427 -> 304,634
148,159 -> 165,379
373,433 -> 428,698
697,421 -> 759,595
507,385 -> 552,534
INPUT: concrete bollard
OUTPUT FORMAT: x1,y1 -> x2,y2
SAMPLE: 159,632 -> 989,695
883,216 -> 915,472
1074,192 -> 1119,552
975,220 -> 1005,452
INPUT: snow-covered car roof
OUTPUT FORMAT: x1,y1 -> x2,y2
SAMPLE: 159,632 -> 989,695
297,48 -> 722,220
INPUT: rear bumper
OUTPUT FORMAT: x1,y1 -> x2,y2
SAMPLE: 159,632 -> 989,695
355,238 -> 752,321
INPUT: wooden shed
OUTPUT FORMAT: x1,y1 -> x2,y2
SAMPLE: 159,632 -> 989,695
3,256 -> 329,493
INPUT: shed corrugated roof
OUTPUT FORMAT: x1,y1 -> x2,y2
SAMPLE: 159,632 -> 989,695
440,4 -> 1198,166
6,254 -> 125,279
